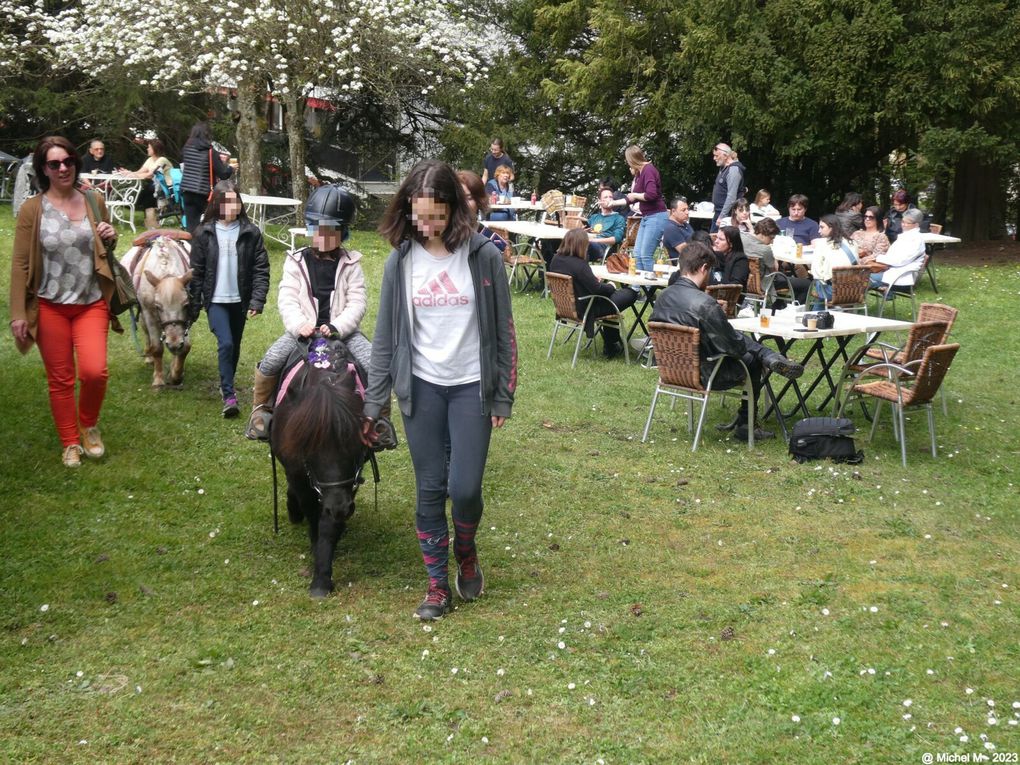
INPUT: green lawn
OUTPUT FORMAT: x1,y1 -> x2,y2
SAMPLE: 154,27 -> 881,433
1,212 -> 1017,764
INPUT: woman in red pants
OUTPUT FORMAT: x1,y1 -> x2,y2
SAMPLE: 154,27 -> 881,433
9,136 -> 119,467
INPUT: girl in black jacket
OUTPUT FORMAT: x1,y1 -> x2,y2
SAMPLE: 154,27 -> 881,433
188,181 -> 270,417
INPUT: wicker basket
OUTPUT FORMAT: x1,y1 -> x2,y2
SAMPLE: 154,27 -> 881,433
541,189 -> 565,214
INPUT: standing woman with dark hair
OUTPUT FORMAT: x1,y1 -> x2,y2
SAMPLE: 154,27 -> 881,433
179,122 -> 233,232
835,192 -> 864,234
9,136 -> 119,467
187,180 -> 270,417
365,159 -> 517,621
623,145 -> 668,273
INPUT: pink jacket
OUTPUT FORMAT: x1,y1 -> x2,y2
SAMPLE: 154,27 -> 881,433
277,247 -> 366,338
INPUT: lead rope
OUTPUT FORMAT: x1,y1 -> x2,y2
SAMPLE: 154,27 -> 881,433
271,447 -> 280,535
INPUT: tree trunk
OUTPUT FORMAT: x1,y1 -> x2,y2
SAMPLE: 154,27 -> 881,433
234,77 -> 264,196
931,168 -> 949,227
951,153 -> 1006,240
284,89 -> 308,215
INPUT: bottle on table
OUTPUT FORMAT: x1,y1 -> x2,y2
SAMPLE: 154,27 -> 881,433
530,191 -> 537,204
628,254 -> 636,275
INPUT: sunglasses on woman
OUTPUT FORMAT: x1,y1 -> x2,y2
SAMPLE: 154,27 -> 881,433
44,158 -> 76,171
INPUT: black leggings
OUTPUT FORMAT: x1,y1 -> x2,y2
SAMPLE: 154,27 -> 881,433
182,190 -> 207,233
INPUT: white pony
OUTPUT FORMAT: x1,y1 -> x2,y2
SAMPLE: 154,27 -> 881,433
120,230 -> 193,387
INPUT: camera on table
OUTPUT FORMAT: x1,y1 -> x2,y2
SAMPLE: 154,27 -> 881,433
801,311 -> 834,329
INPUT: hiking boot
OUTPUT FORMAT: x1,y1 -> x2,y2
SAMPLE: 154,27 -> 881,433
766,355 -> 805,380
80,426 -> 105,459
62,444 -> 83,468
372,416 -> 399,451
414,583 -> 452,621
455,553 -> 484,602
734,423 -> 775,442
222,395 -> 240,419
603,340 -> 625,359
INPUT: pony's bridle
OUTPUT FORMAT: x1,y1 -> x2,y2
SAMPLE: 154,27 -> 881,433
159,318 -> 191,350
305,461 -> 365,499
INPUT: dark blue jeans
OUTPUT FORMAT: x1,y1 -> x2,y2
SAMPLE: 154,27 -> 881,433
401,377 -> 493,532
206,302 -> 246,398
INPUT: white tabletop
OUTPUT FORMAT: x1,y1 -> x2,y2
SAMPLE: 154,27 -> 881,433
490,200 -> 545,211
591,264 -> 669,287
243,195 -> 301,207
921,232 -> 962,245
481,219 -> 570,239
730,311 -> 913,340
689,209 -> 715,220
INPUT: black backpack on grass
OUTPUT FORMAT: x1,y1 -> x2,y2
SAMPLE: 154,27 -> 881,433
789,417 -> 864,464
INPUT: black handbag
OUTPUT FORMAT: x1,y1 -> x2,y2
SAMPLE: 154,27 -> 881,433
84,191 -> 137,315
789,417 -> 864,464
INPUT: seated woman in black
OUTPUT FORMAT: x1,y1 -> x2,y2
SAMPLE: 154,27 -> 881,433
710,226 -> 749,290
549,228 -> 637,359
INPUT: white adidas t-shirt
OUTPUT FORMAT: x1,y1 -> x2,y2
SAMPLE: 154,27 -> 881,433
409,240 -> 481,385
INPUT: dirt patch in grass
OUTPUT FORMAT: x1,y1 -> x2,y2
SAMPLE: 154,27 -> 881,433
938,238 -> 1020,266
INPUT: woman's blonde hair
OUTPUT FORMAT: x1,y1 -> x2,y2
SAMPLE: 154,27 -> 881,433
624,145 -> 647,168
754,189 -> 771,207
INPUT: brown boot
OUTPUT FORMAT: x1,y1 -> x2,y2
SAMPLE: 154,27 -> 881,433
244,369 -> 278,440
144,207 -> 159,230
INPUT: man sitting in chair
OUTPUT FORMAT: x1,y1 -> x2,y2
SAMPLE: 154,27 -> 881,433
585,188 -> 627,261
649,242 -> 805,441
860,208 -> 926,290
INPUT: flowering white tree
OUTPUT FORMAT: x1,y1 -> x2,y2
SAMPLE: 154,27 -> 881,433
44,0 -> 493,198
0,0 -> 51,87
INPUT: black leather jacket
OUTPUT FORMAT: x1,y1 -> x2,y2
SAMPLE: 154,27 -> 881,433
649,276 -> 749,389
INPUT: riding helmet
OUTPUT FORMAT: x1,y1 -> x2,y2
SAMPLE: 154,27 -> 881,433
305,184 -> 357,240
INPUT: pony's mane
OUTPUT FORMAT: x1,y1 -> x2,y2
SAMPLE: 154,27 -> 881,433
274,365 -> 363,463
140,238 -> 190,279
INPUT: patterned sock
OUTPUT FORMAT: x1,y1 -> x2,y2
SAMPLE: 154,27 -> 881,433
416,522 -> 450,593
453,518 -> 479,563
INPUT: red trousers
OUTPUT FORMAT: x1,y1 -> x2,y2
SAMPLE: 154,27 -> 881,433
35,298 -> 110,447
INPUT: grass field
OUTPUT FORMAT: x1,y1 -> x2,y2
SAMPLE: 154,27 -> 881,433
1,212 -> 1017,764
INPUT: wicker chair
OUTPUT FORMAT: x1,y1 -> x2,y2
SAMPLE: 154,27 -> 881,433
706,284 -> 743,318
504,240 -> 547,295
743,256 -> 765,307
833,319 -> 951,418
864,302 -> 958,414
641,322 -> 755,450
562,213 -> 586,230
545,272 -> 629,367
837,342 -> 960,466
827,265 -> 871,313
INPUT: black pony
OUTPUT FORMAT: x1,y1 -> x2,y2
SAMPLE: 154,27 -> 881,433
270,337 -> 368,598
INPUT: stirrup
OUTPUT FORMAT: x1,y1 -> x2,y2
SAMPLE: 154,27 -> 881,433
245,406 -> 273,441
371,417 -> 399,451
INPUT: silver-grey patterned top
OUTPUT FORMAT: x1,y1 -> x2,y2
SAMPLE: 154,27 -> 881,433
37,196 -> 102,304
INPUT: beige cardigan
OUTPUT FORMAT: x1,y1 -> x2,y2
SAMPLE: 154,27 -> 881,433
9,191 -> 117,354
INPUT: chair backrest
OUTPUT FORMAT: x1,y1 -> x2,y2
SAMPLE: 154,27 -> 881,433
829,265 -> 871,307
904,343 -> 960,406
546,272 -> 580,322
562,214 -> 585,230
745,256 -> 763,297
485,224 -> 514,263
916,302 -> 958,338
902,320 -> 951,365
648,321 -> 703,390
706,283 -> 742,318
620,217 -> 641,252
571,196 -> 587,210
